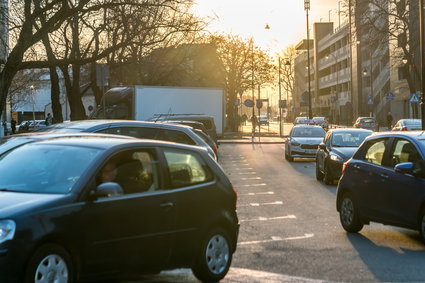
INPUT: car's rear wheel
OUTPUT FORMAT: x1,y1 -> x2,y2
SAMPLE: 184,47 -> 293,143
316,159 -> 324,180
192,228 -> 232,282
323,163 -> 333,185
25,244 -> 74,283
339,193 -> 363,233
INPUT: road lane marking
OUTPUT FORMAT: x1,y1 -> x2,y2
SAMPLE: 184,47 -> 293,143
241,177 -> 262,180
239,183 -> 266,187
239,233 -> 314,245
237,172 -> 257,175
232,167 -> 253,170
240,215 -> 296,222
238,201 -> 283,207
240,191 -> 273,195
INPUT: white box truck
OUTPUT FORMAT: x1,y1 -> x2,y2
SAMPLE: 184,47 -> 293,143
91,85 -> 225,137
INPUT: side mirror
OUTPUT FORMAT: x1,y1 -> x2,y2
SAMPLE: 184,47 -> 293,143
91,182 -> 123,199
394,162 -> 414,175
319,143 -> 326,150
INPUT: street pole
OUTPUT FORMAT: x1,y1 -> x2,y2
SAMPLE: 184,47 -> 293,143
420,0 -> 425,130
278,57 -> 282,137
251,38 -> 255,141
305,0 -> 313,119
30,85 -> 35,121
258,84 -> 261,142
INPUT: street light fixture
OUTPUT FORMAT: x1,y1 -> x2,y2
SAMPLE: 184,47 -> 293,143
29,85 -> 35,122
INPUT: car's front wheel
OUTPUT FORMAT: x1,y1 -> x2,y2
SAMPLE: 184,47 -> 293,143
316,159 -> 324,180
192,228 -> 232,282
25,244 -> 74,283
323,163 -> 333,185
339,193 -> 363,233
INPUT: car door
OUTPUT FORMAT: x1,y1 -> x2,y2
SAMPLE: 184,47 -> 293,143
352,137 -> 392,219
382,138 -> 425,226
78,148 -> 176,275
317,132 -> 331,172
160,147 -> 219,266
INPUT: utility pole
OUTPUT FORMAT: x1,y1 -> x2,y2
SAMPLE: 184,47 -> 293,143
305,0 -> 313,119
420,0 -> 425,129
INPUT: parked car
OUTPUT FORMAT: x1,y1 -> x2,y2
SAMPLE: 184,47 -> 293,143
16,120 -> 31,133
258,115 -> 269,126
193,128 -> 219,159
313,116 -> 329,131
36,120 -> 217,160
285,125 -> 326,162
316,128 -> 373,184
392,119 -> 422,131
353,117 -> 379,131
336,132 -> 425,242
293,116 -> 314,125
28,120 -> 47,132
0,136 -> 239,283
149,114 -> 218,143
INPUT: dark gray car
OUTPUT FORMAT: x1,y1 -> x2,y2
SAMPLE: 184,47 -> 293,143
37,120 -> 217,160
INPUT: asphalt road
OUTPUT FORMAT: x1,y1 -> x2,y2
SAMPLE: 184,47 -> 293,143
123,142 -> 425,282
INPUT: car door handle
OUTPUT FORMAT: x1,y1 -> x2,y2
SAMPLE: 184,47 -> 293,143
353,164 -> 361,169
380,173 -> 389,179
160,202 -> 174,208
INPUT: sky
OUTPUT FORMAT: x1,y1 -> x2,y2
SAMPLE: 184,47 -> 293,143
192,0 -> 345,54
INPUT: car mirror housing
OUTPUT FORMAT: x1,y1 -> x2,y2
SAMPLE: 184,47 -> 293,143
394,162 -> 414,175
319,143 -> 326,150
92,182 -> 123,199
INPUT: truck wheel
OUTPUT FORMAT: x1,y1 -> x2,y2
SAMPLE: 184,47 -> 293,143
25,244 -> 74,283
192,228 -> 232,282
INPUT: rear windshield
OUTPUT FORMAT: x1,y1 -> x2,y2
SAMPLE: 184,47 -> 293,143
405,120 -> 421,126
360,118 -> 376,123
292,127 -> 326,137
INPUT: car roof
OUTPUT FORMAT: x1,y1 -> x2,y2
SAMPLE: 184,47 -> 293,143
328,128 -> 373,133
3,132 -> 135,141
28,135 -> 208,153
39,119 -> 194,131
292,124 -> 324,129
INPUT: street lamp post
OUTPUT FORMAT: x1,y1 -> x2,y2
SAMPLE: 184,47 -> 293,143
305,0 -> 313,119
30,85 -> 35,121
278,57 -> 282,137
420,0 -> 425,129
251,38 -> 255,141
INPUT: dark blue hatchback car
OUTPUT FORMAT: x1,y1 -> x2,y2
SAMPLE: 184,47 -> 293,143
336,132 -> 425,242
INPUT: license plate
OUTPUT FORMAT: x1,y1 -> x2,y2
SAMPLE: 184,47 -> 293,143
307,149 -> 316,154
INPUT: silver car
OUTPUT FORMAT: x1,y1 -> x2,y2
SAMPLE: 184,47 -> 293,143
285,125 -> 326,162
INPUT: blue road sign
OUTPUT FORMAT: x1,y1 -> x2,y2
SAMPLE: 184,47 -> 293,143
386,92 -> 395,101
367,95 -> 373,105
410,93 -> 420,103
244,99 -> 254,107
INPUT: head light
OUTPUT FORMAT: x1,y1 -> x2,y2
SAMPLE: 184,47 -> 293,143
0,220 -> 16,244
330,153 -> 343,162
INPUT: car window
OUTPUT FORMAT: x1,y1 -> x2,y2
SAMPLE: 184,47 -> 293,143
331,132 -> 371,147
99,149 -> 159,194
98,127 -> 196,145
364,139 -> 388,165
389,139 -> 421,167
163,149 -> 213,189
292,127 -> 325,137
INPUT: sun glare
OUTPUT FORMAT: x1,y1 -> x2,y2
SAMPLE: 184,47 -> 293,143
193,0 -> 342,53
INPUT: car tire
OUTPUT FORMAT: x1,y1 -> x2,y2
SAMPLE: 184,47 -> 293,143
418,208 -> 425,243
323,163 -> 333,185
316,159 -> 324,180
24,243 -> 74,283
192,228 -> 232,282
285,149 -> 293,162
339,193 -> 363,233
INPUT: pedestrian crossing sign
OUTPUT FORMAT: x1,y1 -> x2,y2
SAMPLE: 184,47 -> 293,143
410,93 -> 420,103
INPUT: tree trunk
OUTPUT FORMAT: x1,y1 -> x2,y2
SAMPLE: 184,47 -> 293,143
49,67 -> 63,123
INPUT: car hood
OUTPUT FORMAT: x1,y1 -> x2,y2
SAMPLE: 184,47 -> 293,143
0,192 -> 67,218
331,147 -> 358,161
291,137 -> 324,144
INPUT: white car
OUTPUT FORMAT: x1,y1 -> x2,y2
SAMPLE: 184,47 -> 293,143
285,125 -> 326,162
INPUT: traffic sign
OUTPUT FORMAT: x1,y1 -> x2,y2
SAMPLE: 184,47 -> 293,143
244,99 -> 254,107
367,95 -> 373,105
386,92 -> 395,101
410,93 -> 420,103
256,100 -> 263,109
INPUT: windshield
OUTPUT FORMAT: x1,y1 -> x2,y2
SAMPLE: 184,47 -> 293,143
292,127 -> 325,137
360,118 -> 376,123
405,120 -> 421,126
0,137 -> 35,155
0,144 -> 102,194
331,131 -> 372,147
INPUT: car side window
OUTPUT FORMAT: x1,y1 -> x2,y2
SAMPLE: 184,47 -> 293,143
163,149 -> 213,189
97,149 -> 159,195
364,139 -> 388,166
390,139 -> 421,167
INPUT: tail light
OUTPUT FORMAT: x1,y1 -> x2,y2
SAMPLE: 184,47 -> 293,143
402,126 -> 407,131
358,123 -> 363,126
341,162 -> 348,176
212,144 -> 218,156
